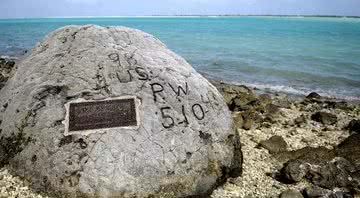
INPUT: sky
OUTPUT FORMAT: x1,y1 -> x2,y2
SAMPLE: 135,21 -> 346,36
0,0 -> 360,18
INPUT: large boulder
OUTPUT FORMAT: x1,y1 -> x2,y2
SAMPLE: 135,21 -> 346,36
0,25 -> 241,197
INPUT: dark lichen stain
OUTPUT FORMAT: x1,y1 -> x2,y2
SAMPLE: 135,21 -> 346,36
167,170 -> 175,175
186,152 -> 192,159
52,120 -> 63,127
76,138 -> 87,149
58,135 -> 73,147
199,131 -> 212,145
0,131 -> 32,168
31,155 -> 37,163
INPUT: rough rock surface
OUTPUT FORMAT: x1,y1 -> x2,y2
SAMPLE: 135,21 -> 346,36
348,119 -> 360,133
279,189 -> 304,198
311,111 -> 337,125
0,57 -> 16,90
258,135 -> 288,154
0,25 -> 241,197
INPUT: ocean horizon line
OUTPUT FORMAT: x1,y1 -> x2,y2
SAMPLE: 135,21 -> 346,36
1,14 -> 360,20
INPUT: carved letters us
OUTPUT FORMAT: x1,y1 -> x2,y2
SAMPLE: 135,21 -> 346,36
108,52 -> 208,129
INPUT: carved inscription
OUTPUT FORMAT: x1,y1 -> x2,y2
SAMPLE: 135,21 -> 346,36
108,52 -> 208,129
68,98 -> 137,132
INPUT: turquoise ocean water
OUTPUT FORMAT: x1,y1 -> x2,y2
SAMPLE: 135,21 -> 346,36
0,16 -> 359,100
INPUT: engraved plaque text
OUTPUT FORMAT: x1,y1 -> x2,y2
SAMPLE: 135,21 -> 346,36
68,98 -> 137,132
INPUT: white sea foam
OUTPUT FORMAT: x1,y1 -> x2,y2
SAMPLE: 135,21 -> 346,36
213,78 -> 360,102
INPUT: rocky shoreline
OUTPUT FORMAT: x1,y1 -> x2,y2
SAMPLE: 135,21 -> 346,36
211,80 -> 360,198
1,58 -> 360,197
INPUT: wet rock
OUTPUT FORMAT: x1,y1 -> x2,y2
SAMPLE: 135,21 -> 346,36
311,112 -> 337,125
0,25 -> 241,197
258,135 -> 287,154
347,119 -> 360,133
279,189 -> 304,198
281,159 -> 309,183
306,92 -> 322,100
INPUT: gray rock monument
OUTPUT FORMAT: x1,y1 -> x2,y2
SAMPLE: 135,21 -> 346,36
0,25 -> 241,197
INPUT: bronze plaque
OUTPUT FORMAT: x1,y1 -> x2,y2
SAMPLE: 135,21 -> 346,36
68,98 -> 137,132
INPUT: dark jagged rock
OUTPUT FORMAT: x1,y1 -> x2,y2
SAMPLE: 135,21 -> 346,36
336,134 -> 360,165
311,112 -> 337,125
258,135 -> 287,154
279,189 -> 304,198
281,159 -> 310,183
274,146 -> 336,165
347,119 -> 360,133
276,135 -> 360,195
0,57 -> 16,90
303,92 -> 323,105
306,92 -> 322,100
307,157 -> 355,190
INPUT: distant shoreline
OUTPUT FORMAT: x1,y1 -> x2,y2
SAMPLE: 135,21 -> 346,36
1,15 -> 360,20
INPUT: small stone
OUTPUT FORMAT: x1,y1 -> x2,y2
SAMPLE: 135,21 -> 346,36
279,189 -> 304,198
258,135 -> 287,154
348,119 -> 360,133
311,111 -> 337,125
